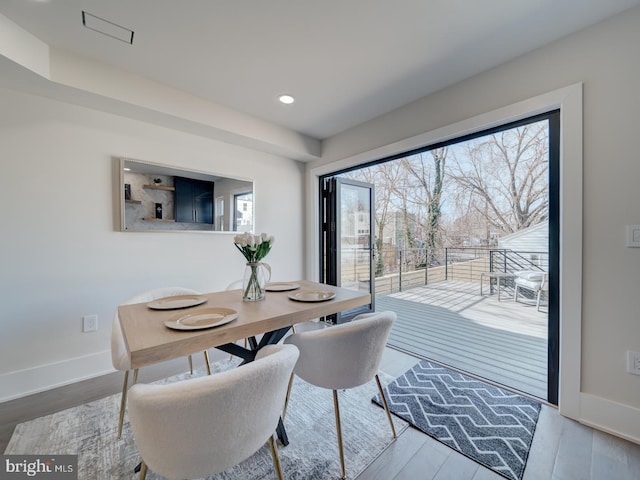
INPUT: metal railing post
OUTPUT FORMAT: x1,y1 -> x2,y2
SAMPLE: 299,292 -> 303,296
424,249 -> 428,286
445,248 -> 449,280
398,248 -> 403,292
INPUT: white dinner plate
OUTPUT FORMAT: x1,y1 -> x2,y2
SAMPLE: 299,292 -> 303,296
164,307 -> 238,331
265,282 -> 301,292
147,295 -> 208,310
288,290 -> 336,302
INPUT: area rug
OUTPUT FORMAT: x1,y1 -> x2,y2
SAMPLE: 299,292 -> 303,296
5,360 -> 406,479
373,360 -> 540,480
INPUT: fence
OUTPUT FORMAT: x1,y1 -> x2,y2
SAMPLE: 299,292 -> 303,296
372,246 -> 547,296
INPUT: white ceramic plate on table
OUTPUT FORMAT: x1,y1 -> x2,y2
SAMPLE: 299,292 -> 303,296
265,282 -> 301,292
288,290 -> 336,302
147,295 -> 208,310
164,307 -> 238,330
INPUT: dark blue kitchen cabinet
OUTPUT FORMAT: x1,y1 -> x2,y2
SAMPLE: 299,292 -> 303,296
174,177 -> 214,224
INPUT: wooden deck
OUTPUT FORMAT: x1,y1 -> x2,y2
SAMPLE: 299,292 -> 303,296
376,280 -> 548,399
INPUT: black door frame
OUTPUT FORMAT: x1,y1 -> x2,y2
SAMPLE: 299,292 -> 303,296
318,110 -> 560,404
320,176 -> 375,323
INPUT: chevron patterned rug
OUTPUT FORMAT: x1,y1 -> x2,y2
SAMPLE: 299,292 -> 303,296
373,360 -> 540,480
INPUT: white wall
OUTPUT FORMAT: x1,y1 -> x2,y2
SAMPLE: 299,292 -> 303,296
310,7 -> 640,441
0,88 -> 305,401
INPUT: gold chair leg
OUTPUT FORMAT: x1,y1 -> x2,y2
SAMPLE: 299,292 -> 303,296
333,390 -> 346,480
118,368 -> 140,439
204,350 -> 212,375
268,435 -> 284,480
282,373 -> 295,421
117,370 -> 129,440
188,354 -> 194,374
138,461 -> 147,480
375,374 -> 397,438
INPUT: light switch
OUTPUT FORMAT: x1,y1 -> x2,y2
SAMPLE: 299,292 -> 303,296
626,225 -> 640,247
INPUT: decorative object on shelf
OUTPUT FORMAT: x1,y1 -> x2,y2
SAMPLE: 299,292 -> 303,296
153,178 -> 162,184
155,203 -> 163,219
233,232 -> 274,301
124,184 -> 131,200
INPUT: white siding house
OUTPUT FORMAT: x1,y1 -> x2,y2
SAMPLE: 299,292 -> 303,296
498,222 -> 548,269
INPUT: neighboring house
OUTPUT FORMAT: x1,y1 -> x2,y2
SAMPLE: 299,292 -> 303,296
498,222 -> 548,270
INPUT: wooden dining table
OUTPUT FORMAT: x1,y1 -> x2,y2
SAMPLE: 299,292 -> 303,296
118,280 -> 371,369
118,280 -> 371,447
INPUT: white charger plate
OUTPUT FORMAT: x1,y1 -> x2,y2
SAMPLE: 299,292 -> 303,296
265,282 -> 301,292
164,307 -> 238,331
288,290 -> 336,302
147,295 -> 208,310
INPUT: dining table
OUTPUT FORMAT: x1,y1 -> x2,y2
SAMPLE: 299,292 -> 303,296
117,279 -> 371,446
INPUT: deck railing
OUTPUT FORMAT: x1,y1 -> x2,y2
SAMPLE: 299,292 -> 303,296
372,246 -> 547,295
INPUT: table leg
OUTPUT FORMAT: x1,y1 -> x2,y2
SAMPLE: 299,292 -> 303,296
213,326 -> 293,446
276,418 -> 289,446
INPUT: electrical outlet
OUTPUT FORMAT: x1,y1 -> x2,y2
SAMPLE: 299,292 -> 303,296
627,351 -> 640,375
83,314 -> 98,332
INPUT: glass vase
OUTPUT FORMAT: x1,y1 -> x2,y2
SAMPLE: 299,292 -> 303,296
242,262 -> 269,301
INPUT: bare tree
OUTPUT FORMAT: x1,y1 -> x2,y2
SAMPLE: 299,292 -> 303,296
448,121 -> 548,234
401,148 -> 447,265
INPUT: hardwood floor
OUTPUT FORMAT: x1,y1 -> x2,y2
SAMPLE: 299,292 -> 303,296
2,343 -> 640,479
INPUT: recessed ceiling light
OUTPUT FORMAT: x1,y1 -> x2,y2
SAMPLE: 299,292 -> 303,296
278,94 -> 295,105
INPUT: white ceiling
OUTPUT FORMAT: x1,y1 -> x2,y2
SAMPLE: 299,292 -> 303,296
1,0 -> 639,140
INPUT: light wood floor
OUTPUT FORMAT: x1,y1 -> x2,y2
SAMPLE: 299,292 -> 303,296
2,342 -> 639,479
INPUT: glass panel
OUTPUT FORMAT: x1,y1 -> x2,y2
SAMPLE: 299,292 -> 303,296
234,192 -> 254,233
340,183 -> 372,293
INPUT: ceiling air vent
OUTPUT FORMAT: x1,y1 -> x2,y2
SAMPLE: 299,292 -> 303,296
81,11 -> 134,45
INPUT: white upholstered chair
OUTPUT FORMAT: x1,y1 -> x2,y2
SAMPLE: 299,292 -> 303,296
127,344 -> 300,480
283,311 -> 397,479
514,271 -> 548,311
111,287 -> 212,439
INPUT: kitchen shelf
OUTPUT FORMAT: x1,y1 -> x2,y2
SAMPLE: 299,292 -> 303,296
125,199 -> 142,204
143,184 -> 175,191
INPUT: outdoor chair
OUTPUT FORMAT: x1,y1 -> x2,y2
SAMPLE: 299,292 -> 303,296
514,271 -> 548,311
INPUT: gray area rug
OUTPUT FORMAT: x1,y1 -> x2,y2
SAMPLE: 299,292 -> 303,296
373,360 -> 540,480
6,360 -> 406,479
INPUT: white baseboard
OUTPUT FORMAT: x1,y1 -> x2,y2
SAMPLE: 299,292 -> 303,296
579,392 -> 640,445
0,350 -> 114,403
